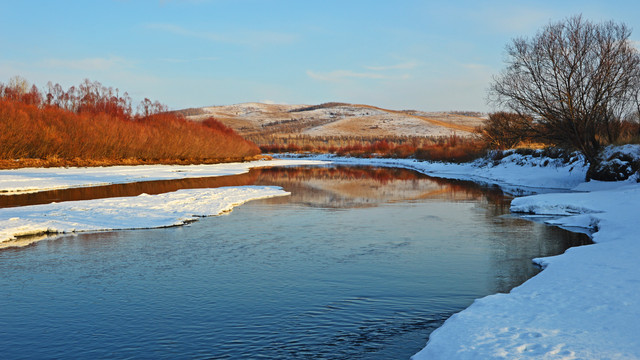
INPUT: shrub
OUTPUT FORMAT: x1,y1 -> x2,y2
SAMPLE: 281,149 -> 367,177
0,78 -> 260,165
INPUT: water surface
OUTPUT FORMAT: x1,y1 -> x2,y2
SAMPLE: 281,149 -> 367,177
0,166 -> 590,359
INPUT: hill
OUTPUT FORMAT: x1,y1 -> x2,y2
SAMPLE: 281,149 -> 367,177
179,102 -> 485,138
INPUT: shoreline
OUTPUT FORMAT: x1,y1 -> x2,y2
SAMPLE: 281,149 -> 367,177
0,158 -> 329,195
0,155 -> 275,170
0,186 -> 291,248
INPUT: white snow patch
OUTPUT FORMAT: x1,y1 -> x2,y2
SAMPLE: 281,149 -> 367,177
0,186 -> 289,246
413,182 -> 640,359
0,158 -> 327,194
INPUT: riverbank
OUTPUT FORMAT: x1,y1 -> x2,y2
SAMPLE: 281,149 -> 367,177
0,158 -> 327,247
1,152 -> 639,358
0,156 -> 272,170
0,158 -> 328,195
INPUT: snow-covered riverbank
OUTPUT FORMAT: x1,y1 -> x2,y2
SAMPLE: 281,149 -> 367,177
1,151 -> 639,358
0,158 -> 328,194
413,165 -> 640,359
0,186 -> 290,247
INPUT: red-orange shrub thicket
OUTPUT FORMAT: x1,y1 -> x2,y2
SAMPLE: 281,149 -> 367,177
260,136 -> 486,163
0,78 -> 260,164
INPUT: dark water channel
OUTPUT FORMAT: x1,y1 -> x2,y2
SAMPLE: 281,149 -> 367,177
0,166 -> 590,359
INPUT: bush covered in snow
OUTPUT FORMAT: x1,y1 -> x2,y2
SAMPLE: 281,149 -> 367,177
586,145 -> 640,181
484,145 -> 640,182
483,147 -> 582,168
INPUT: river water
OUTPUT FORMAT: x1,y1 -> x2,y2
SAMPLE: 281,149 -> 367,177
0,166 -> 589,359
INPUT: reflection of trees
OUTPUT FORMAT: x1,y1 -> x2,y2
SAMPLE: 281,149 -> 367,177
0,171 -> 259,209
1,165 -> 512,213
254,166 -> 510,209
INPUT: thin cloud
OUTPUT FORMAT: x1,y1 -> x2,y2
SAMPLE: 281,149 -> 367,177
461,63 -> 489,70
479,6 -> 552,33
364,61 -> 420,71
307,70 -> 410,82
159,56 -> 219,63
145,23 -> 298,47
39,56 -> 133,71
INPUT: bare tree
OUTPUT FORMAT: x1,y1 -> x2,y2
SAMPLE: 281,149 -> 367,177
489,15 -> 640,167
137,98 -> 168,118
7,75 -> 29,95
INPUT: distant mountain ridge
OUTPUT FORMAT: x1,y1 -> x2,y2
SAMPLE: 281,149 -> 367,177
178,102 -> 485,138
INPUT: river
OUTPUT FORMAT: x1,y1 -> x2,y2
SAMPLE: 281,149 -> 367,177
0,166 -> 589,359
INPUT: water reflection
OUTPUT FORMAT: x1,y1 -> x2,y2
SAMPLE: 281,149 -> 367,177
0,165 -> 507,209
0,171 -> 259,208
254,166 -> 509,209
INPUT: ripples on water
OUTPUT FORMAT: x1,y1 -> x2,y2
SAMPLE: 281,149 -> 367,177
0,166 -> 590,359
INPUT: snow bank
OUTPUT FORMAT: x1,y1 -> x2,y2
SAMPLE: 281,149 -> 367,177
0,186 -> 289,247
279,151 -> 588,194
0,158 -> 328,194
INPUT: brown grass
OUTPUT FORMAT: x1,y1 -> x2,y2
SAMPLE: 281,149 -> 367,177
352,104 -> 477,133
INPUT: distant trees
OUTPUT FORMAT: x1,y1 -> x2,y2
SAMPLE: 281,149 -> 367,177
479,112 -> 535,150
1,77 -> 171,120
137,97 -> 167,118
0,76 -> 42,106
256,134 -> 486,163
488,15 -> 640,169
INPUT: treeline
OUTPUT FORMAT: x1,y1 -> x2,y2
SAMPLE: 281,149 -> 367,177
254,134 -> 486,163
0,77 -> 260,167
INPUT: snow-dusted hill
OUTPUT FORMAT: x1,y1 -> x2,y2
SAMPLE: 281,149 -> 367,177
180,102 -> 485,138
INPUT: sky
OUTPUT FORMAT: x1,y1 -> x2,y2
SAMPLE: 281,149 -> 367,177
2,0 -> 640,112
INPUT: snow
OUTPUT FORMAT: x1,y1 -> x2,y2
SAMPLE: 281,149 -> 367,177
0,186 -> 289,247
0,158 -> 328,194
2,149 -> 640,358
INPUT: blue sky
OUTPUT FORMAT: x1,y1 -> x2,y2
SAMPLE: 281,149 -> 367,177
2,0 -> 639,111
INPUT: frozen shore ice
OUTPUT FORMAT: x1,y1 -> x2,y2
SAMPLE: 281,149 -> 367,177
0,186 -> 289,246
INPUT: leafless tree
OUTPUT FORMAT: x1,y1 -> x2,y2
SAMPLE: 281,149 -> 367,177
137,98 -> 168,118
488,15 -> 640,167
